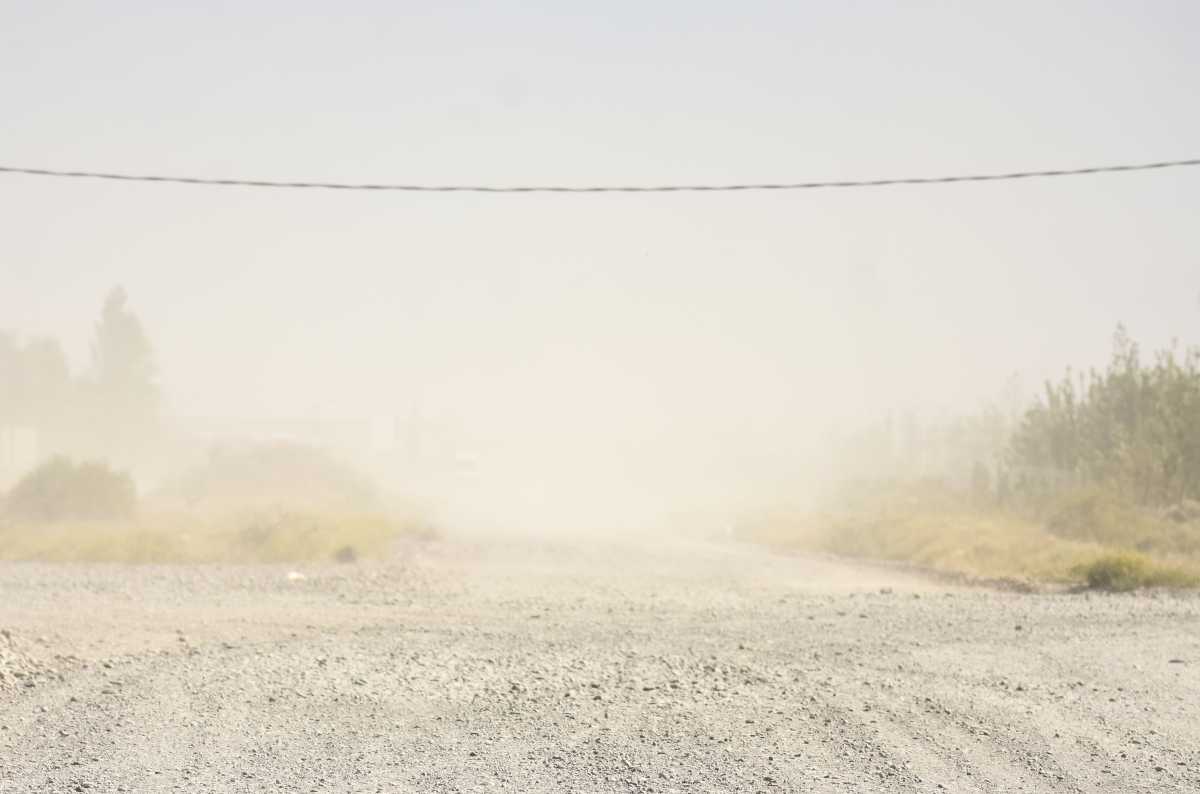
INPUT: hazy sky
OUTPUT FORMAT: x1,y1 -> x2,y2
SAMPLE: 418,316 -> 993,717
3,2 -> 1199,524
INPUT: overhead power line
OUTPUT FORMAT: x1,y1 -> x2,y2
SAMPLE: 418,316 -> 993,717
0,157 -> 1197,194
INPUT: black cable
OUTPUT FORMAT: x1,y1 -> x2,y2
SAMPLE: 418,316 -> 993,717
1,158 -> 1197,193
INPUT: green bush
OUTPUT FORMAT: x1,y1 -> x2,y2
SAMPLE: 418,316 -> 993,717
4,457 -> 137,522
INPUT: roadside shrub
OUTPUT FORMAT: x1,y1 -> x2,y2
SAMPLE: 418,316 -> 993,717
1161,500 -> 1200,524
1043,487 -> 1200,559
167,441 -> 377,514
4,457 -> 136,522
1045,487 -> 1147,544
1075,552 -> 1199,592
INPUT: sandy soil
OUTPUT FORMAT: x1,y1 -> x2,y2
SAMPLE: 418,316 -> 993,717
1,534 -> 1198,792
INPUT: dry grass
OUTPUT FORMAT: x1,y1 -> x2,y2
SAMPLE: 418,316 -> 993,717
1044,487 -> 1200,559
1073,552 -> 1200,592
743,482 -> 1200,590
0,509 -> 433,564
0,442 -> 438,564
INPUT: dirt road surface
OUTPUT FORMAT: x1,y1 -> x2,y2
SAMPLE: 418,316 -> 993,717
1,535 -> 1198,792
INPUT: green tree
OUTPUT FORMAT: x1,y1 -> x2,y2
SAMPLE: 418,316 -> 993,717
88,287 -> 161,458
1009,326 -> 1200,507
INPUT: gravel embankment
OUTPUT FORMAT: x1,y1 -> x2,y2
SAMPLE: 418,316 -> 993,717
1,535 -> 1197,792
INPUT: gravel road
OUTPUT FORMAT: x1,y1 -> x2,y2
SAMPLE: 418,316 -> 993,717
1,534 -> 1198,792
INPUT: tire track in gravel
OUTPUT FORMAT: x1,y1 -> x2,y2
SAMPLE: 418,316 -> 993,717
1,535 -> 1198,792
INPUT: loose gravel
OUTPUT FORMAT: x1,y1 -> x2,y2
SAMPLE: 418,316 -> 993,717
1,535 -> 1197,792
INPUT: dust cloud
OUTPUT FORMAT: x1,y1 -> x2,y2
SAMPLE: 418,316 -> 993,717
2,3 -> 1198,560
2,186 -> 1197,550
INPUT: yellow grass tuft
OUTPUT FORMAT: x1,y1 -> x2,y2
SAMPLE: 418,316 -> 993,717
0,510 -> 433,564
743,482 -> 1200,590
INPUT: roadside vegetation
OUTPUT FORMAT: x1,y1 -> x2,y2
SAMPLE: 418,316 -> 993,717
5,457 -> 136,523
0,509 -> 412,564
748,328 -> 1200,591
745,481 -> 1200,590
1,287 -> 432,563
0,443 -> 432,564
